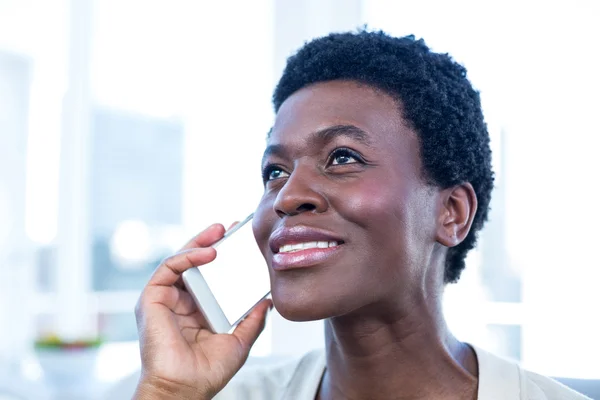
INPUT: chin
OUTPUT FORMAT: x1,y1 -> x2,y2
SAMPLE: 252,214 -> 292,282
274,301 -> 331,322
270,283 -> 353,322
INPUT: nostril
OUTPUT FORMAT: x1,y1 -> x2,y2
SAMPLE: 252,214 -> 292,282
297,203 -> 316,213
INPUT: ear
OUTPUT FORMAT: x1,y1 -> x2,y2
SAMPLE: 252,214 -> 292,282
436,183 -> 478,248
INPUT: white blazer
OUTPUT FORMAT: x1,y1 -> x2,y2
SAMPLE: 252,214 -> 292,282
106,345 -> 590,399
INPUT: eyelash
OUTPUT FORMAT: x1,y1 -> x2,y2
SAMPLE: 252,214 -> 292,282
262,147 -> 366,183
262,164 -> 286,183
328,147 -> 364,166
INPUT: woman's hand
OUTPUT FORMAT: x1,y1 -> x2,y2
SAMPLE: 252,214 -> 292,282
133,223 -> 272,399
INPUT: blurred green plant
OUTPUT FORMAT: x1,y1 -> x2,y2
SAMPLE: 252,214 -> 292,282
34,334 -> 103,350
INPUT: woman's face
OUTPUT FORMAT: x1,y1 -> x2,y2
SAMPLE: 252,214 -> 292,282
253,80 -> 442,321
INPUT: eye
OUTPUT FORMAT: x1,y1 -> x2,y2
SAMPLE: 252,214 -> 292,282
329,148 -> 363,166
262,165 -> 290,182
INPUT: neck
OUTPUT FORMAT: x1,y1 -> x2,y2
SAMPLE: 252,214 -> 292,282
318,295 -> 479,400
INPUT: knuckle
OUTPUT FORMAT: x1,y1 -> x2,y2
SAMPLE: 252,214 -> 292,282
160,249 -> 196,271
160,253 -> 178,268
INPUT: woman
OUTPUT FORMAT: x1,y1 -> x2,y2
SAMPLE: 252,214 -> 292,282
132,31 -> 588,399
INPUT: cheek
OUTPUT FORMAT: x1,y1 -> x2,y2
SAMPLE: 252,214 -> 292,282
333,179 -> 407,229
252,194 -> 277,256
331,178 -> 427,276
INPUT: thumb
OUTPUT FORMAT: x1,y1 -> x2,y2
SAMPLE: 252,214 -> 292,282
231,299 -> 272,353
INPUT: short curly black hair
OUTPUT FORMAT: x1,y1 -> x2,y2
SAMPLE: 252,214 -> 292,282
273,30 -> 494,283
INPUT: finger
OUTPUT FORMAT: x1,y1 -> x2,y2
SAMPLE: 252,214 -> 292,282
148,247 -> 216,287
176,313 -> 205,331
180,223 -> 226,251
231,299 -> 272,353
143,285 -> 198,315
227,221 -> 240,230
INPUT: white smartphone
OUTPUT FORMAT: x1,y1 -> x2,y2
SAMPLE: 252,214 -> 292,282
182,214 -> 271,334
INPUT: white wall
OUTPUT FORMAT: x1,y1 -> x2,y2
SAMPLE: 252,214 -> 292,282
0,50 -> 35,385
365,0 -> 600,378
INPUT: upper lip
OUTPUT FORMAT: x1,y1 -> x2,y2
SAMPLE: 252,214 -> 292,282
269,225 -> 345,253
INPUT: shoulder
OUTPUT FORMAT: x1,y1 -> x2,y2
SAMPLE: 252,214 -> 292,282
472,345 -> 590,400
522,370 -> 591,400
215,349 -> 326,400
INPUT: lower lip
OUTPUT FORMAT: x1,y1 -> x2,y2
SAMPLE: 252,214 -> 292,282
271,245 -> 342,271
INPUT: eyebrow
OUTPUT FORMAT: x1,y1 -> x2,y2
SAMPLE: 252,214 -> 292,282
315,124 -> 372,146
261,124 -> 372,165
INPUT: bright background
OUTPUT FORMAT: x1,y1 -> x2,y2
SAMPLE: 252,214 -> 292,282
0,0 -> 599,398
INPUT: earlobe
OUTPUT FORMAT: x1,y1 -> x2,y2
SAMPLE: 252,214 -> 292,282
436,183 -> 478,248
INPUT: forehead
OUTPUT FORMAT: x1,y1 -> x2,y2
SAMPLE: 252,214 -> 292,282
270,80 -> 412,149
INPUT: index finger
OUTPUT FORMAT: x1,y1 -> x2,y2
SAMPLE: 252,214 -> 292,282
179,223 -> 226,251
148,247 -> 217,287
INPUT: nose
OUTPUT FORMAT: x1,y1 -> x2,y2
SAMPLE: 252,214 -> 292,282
273,165 -> 328,218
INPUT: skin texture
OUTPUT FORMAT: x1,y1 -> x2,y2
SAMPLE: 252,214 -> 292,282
253,80 -> 480,399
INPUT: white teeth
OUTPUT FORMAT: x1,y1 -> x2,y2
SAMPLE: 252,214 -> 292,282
303,241 -> 318,250
279,241 -> 339,253
290,243 -> 305,251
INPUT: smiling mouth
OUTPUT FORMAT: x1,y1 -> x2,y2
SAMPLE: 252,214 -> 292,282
278,241 -> 341,253
271,240 -> 345,271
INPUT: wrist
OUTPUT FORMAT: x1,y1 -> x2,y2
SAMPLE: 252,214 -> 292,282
134,375 -> 210,400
